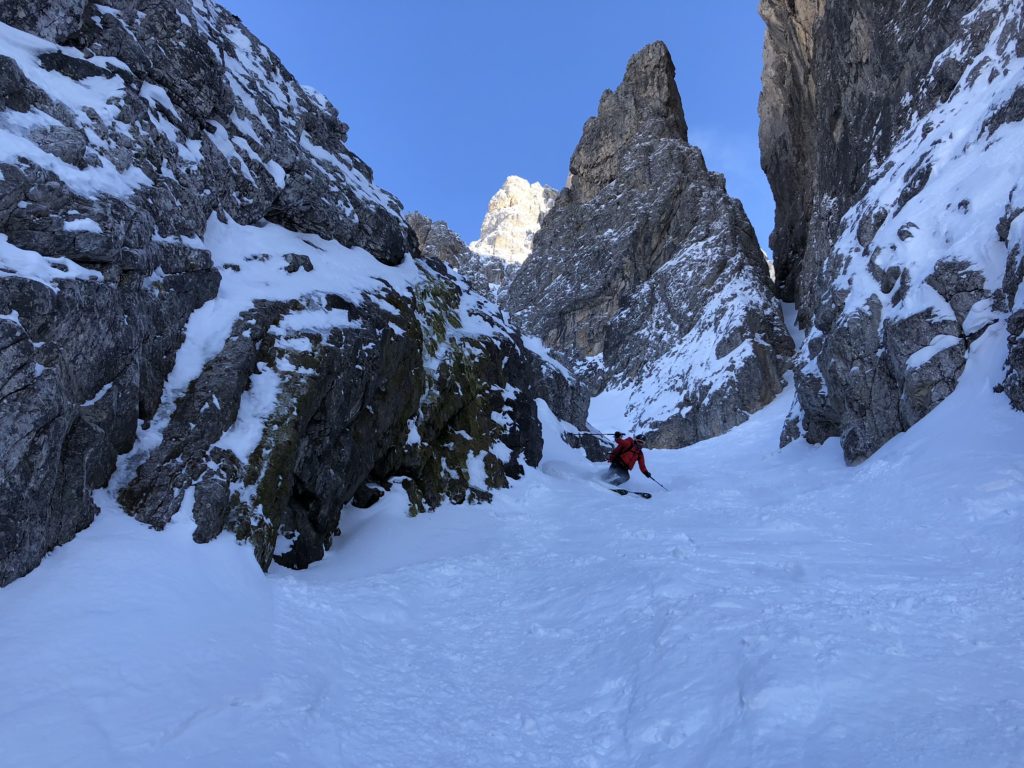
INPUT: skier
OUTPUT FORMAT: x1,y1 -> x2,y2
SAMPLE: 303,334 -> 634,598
606,431 -> 651,486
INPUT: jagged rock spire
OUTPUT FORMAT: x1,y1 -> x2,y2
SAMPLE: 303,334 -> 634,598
505,41 -> 793,448
568,41 -> 688,203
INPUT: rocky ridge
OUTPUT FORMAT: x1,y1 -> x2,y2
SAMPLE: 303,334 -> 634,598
409,175 -> 557,303
405,210 -> 593,435
0,0 -> 553,584
406,211 -> 515,303
761,0 -> 1024,461
469,175 -> 556,264
505,41 -> 793,448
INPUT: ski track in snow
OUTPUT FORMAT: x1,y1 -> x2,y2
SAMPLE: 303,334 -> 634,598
1,327 -> 1023,767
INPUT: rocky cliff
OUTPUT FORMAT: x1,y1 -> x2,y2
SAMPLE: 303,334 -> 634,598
0,0 -> 549,585
406,211 -> 592,433
406,211 -> 515,302
409,175 -> 556,303
761,0 -> 1024,461
469,175 -> 556,264
505,42 -> 793,448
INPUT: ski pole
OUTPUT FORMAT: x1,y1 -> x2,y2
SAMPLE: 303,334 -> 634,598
647,474 -> 668,491
571,432 -> 622,436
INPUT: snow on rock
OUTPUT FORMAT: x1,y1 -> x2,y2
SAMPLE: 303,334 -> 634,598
407,211 -> 516,303
62,216 -> 101,233
0,0 -> 547,585
505,42 -> 793,448
406,211 -> 593,439
0,232 -> 102,289
110,210 -> 548,572
469,175 -> 556,265
761,0 -> 1024,462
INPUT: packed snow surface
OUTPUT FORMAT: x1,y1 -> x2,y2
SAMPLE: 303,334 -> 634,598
1,326 -> 1022,767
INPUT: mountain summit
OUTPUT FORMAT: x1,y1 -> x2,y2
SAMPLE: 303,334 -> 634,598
568,41 -> 688,203
469,176 -> 555,264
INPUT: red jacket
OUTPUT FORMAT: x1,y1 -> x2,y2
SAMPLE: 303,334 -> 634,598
609,437 -> 648,474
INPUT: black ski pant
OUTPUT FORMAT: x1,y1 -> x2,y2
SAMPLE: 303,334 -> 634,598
606,461 -> 630,486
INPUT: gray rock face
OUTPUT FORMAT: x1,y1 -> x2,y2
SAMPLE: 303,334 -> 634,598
567,42 -> 688,204
115,263 -> 546,572
1000,187 -> 1024,410
760,0 -> 976,307
406,212 -> 515,302
0,0 -> 86,43
406,211 -> 592,432
1005,309 -> 1024,409
761,0 -> 1024,462
505,41 -> 793,448
0,0 -> 546,584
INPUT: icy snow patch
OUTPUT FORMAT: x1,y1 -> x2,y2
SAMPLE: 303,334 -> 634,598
265,159 -> 286,189
62,218 -> 102,234
139,82 -> 180,119
906,335 -> 961,369
0,234 -> 102,290
465,451 -> 488,491
213,362 -> 281,463
82,381 -> 113,407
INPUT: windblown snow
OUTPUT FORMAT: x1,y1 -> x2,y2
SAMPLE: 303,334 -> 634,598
1,324 -> 1021,767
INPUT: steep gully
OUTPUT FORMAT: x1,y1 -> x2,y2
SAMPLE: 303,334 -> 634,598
1,0 -> 1023,585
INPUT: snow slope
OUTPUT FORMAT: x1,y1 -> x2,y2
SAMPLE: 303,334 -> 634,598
1,325 -> 1022,767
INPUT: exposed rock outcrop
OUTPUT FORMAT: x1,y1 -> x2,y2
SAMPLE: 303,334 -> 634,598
406,212 -> 514,302
0,0 -> 547,584
0,0 -> 87,43
408,175 -> 556,303
505,41 -> 793,448
405,211 -> 592,439
761,0 -> 1024,461
114,248 -> 546,571
469,175 -> 556,264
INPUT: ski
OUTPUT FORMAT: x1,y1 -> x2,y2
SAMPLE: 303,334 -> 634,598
609,488 -> 652,499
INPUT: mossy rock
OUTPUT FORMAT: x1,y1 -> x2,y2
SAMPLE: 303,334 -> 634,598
403,478 -> 427,517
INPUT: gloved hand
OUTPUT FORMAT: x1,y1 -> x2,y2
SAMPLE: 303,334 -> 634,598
643,471 -> 651,478
614,431 -> 623,439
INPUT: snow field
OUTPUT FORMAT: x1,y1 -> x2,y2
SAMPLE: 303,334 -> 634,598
0,326 -> 1021,767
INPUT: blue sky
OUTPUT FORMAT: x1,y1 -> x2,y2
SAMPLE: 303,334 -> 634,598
221,1 -> 773,254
